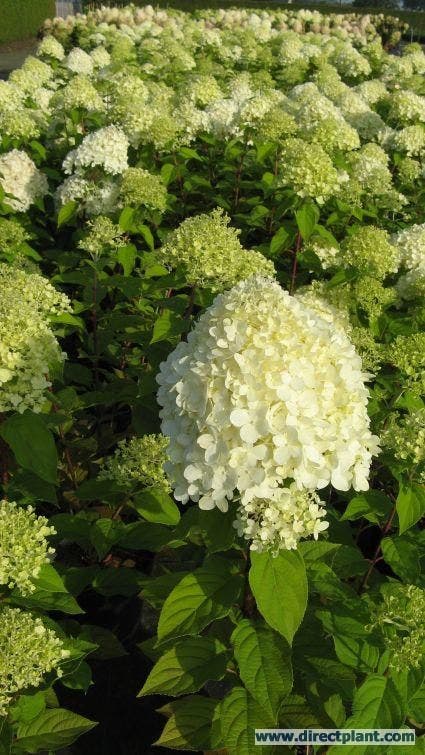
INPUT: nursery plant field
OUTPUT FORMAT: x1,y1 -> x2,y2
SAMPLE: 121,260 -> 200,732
0,4 -> 424,753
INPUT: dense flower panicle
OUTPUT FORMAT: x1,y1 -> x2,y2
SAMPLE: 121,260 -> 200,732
389,333 -> 425,393
0,607 -> 69,715
0,264 -> 70,413
392,125 -> 425,157
37,35 -> 65,60
368,585 -> 425,672
0,218 -> 29,259
382,410 -> 425,473
392,223 -> 425,274
54,75 -> 105,113
235,484 -> 329,553
55,175 -> 120,216
9,57 -> 53,93
0,150 -> 48,212
66,47 -> 94,75
119,168 -> 167,211
0,501 -> 56,595
341,226 -> 399,279
157,276 -> 379,516
78,216 -> 125,257
389,90 -> 425,125
279,138 -> 343,204
99,434 -> 171,491
90,46 -> 111,68
158,209 -> 275,292
63,126 -> 129,176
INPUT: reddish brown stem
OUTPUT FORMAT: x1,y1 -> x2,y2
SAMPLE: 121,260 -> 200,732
289,232 -> 302,294
358,506 -> 396,594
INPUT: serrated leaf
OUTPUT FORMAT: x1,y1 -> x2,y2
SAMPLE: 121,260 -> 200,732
15,709 -> 96,753
333,635 -> 381,672
342,491 -> 393,524
219,686 -> 273,755
348,675 -> 405,728
117,243 -> 136,276
156,695 -> 219,751
231,619 -> 292,719
270,226 -> 289,256
141,571 -> 188,609
295,203 -> 319,241
0,412 -> 57,484
381,535 -> 422,584
11,564 -> 82,615
249,551 -> 307,645
150,309 -> 187,344
139,637 -> 227,697
133,487 -> 180,526
57,201 -> 77,228
157,555 -> 243,643
396,483 -> 425,534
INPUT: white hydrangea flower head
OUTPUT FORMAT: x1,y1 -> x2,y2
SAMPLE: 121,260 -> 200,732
0,264 -> 70,413
37,35 -> 65,61
0,607 -> 69,715
66,47 -> 94,75
0,501 -> 56,595
235,483 -> 329,553
90,46 -> 111,68
157,277 -> 379,515
63,125 -> 129,176
0,150 -> 48,212
158,208 -> 275,292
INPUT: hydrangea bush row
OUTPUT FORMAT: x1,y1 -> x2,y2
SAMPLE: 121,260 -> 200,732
0,4 -> 423,752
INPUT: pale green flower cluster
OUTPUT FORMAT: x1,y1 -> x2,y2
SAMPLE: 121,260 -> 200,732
234,484 -> 329,554
78,216 -> 125,257
0,218 -> 29,261
382,410 -> 425,473
0,607 -> 69,715
37,35 -> 65,61
368,585 -> 425,673
53,75 -> 105,113
279,138 -> 343,204
119,168 -> 167,211
99,434 -> 171,492
158,208 -> 275,292
389,333 -> 425,396
340,227 -> 400,280
0,264 -> 70,413
0,501 -> 55,595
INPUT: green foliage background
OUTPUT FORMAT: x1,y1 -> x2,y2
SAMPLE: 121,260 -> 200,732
0,0 -> 56,44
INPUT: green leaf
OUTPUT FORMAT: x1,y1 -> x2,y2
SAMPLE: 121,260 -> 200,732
138,224 -> 155,251
396,483 -> 425,534
141,571 -> 188,610
249,551 -> 307,645
90,519 -> 124,559
118,206 -> 134,231
157,555 -> 243,643
133,487 -> 180,526
93,567 -> 145,597
61,661 -> 92,692
269,226 -> 289,256
174,505 -> 236,553
333,635 -> 381,672
347,675 -> 405,728
156,696 -> 219,751
341,491 -> 393,524
10,692 -> 46,724
139,637 -> 227,697
219,686 -> 274,755
117,243 -> 136,276
381,534 -> 423,584
231,619 -> 292,719
295,203 -> 319,241
150,309 -> 187,344
0,411 -> 58,484
57,201 -> 77,228
15,709 -> 96,753
11,564 -> 82,615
